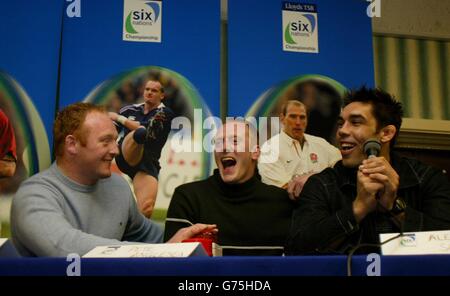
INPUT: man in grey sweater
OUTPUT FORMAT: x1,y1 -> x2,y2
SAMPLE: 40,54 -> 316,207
10,102 -> 216,257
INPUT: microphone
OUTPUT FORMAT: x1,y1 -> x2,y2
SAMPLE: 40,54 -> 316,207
363,138 -> 381,159
363,139 -> 381,202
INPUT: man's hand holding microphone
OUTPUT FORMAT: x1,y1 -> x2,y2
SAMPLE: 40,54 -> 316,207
353,139 -> 399,223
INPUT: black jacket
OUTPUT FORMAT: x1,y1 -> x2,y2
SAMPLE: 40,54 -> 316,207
286,154 -> 450,254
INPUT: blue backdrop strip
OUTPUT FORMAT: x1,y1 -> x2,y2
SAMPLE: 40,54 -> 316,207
227,0 -> 375,116
58,0 -> 221,116
0,0 -> 64,151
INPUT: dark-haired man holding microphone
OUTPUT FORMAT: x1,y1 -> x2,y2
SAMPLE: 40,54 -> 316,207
286,87 -> 450,255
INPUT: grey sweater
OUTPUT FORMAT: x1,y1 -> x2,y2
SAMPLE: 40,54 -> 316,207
11,163 -> 163,257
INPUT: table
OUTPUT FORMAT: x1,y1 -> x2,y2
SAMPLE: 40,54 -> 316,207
1,255 -> 449,276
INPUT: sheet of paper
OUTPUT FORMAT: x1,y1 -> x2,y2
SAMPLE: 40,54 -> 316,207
381,230 -> 450,255
83,242 -> 207,258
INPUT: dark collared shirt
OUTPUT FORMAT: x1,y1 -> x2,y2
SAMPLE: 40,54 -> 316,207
286,153 -> 450,254
119,103 -> 174,161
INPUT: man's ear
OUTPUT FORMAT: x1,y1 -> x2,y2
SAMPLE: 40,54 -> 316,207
379,125 -> 396,144
251,145 -> 260,160
65,135 -> 78,155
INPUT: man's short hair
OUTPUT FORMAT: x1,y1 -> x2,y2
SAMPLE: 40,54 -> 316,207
343,86 -> 404,146
280,100 -> 306,116
53,103 -> 106,157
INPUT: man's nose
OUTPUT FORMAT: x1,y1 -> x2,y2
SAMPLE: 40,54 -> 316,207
111,142 -> 119,156
223,142 -> 234,153
337,122 -> 349,137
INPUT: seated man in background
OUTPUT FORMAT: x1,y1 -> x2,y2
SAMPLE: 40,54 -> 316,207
109,79 -> 174,218
286,87 -> 450,255
258,100 -> 341,200
11,103 -> 216,257
164,120 -> 295,255
0,108 -> 17,178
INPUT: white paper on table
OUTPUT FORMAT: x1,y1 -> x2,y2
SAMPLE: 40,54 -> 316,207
83,242 -> 207,258
380,230 -> 450,255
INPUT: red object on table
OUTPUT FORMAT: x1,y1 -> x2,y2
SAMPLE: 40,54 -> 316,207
182,231 -> 217,256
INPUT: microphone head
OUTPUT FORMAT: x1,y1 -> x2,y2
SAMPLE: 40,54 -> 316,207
363,138 -> 381,158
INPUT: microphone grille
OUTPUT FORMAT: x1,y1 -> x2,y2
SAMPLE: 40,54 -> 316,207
363,138 -> 381,156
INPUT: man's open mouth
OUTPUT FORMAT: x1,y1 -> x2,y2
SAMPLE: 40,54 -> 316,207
339,142 -> 357,155
221,157 -> 237,169
340,142 -> 356,151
